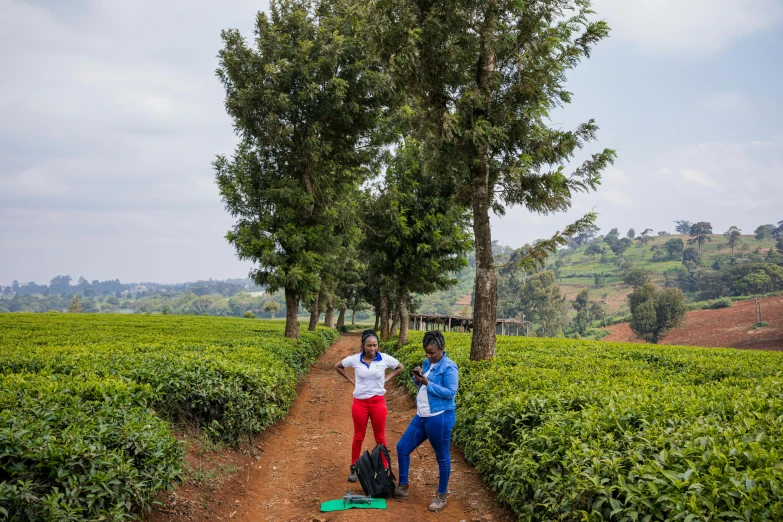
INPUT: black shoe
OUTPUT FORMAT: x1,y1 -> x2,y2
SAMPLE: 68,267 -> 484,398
348,465 -> 358,482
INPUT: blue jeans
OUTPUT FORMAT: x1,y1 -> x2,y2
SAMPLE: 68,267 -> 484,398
396,410 -> 456,495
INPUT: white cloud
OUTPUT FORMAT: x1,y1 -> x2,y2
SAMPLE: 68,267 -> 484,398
671,168 -> 717,187
493,136 -> 783,246
599,189 -> 635,206
702,92 -> 752,112
593,0 -> 783,56
0,0 -> 267,284
602,165 -> 628,184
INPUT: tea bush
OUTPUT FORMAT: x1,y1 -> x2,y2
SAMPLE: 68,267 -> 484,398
387,332 -> 783,521
0,373 -> 181,521
0,314 -> 337,520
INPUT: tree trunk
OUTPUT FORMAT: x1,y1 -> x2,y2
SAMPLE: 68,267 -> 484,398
379,293 -> 390,340
352,309 -> 356,325
470,7 -> 498,361
336,307 -> 346,328
284,288 -> 300,339
374,310 -> 379,331
390,308 -> 400,337
324,294 -> 335,329
308,291 -> 320,331
397,291 -> 409,347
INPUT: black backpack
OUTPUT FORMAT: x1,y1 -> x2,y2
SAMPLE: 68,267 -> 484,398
355,444 -> 396,498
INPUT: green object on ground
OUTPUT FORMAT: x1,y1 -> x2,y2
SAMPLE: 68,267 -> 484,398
320,498 -> 387,512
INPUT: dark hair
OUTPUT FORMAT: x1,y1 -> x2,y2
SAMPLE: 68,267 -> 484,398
361,329 -> 379,347
423,331 -> 445,351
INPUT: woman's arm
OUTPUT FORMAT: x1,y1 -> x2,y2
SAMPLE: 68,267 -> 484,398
424,366 -> 458,400
385,363 -> 404,384
334,361 -> 355,386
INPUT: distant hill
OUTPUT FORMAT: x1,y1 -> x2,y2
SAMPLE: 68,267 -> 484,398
416,233 -> 779,318
549,234 -> 779,314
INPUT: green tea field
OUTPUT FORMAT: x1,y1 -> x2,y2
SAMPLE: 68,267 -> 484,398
388,332 -> 783,521
0,314 -> 336,520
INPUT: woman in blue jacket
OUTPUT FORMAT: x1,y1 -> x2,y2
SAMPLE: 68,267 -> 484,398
395,331 -> 458,512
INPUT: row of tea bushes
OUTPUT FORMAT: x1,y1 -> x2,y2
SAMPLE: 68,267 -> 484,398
0,314 -> 337,520
0,373 -> 180,520
387,332 -> 783,521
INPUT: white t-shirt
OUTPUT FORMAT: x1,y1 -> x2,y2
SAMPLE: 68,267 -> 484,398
416,366 -> 444,417
341,352 -> 401,399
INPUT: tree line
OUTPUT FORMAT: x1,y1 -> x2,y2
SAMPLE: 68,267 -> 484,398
0,275 -> 262,299
214,0 -> 614,359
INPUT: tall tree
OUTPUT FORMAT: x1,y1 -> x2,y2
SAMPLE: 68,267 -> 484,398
263,300 -> 281,319
572,288 -> 592,335
664,238 -> 684,259
585,242 -> 605,258
610,237 -> 632,258
755,224 -> 774,240
571,224 -> 600,247
372,0 -> 614,359
361,141 -> 473,346
674,220 -> 692,235
623,267 -> 653,288
214,0 -> 391,338
603,228 -> 620,247
627,228 -> 635,239
688,222 -> 713,251
775,221 -> 783,238
49,275 -> 72,294
635,228 -> 654,246
628,284 -> 686,344
333,247 -> 365,328
519,270 -> 568,338
724,226 -> 742,254
682,247 -> 702,265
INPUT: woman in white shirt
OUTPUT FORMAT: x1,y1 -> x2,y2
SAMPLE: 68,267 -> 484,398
335,329 -> 404,482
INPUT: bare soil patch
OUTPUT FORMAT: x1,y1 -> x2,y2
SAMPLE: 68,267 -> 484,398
603,295 -> 783,350
148,333 -> 512,522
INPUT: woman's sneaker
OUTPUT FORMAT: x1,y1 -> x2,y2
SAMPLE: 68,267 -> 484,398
428,492 -> 447,512
348,465 -> 358,482
395,484 -> 409,500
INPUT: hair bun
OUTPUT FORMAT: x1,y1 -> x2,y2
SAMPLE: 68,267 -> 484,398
423,330 -> 445,350
361,329 -> 379,344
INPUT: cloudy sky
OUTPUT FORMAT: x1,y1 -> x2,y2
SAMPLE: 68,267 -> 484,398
1,0 -> 782,286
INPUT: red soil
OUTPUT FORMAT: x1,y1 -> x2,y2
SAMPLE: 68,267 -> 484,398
603,295 -> 783,350
148,333 -> 511,522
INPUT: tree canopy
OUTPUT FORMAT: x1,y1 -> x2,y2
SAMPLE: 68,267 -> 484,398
369,0 -> 614,359
688,222 -> 713,251
214,0 -> 392,337
360,140 -> 473,344
629,284 -> 686,344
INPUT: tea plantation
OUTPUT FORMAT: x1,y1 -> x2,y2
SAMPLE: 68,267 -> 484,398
0,314 -> 336,521
388,333 -> 783,521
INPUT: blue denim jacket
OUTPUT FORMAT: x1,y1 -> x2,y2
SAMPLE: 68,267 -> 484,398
414,354 -> 459,413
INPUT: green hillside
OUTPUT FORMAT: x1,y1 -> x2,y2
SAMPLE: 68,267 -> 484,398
549,233 -> 778,313
418,234 -> 779,317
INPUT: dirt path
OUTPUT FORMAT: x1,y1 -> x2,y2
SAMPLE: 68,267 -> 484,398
150,334 -> 512,522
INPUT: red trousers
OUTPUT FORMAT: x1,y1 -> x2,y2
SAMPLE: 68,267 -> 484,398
351,395 -> 387,464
